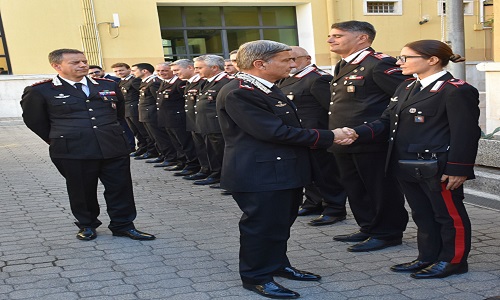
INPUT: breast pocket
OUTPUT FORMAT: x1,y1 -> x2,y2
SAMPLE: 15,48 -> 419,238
49,131 -> 81,154
49,98 -> 78,114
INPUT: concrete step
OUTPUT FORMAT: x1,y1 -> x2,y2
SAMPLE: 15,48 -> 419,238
464,165 -> 500,209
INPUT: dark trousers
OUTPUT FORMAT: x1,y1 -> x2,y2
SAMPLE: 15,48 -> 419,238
51,156 -> 137,231
119,119 -> 136,150
232,188 -> 302,284
125,115 -> 150,153
143,121 -> 176,160
192,132 -> 210,174
398,180 -> 471,263
204,133 -> 225,179
334,151 -> 408,239
166,127 -> 198,169
303,149 -> 347,216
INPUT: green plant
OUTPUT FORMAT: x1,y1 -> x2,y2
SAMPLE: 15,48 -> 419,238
481,127 -> 500,139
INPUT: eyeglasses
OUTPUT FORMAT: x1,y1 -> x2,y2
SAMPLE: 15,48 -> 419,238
88,71 -> 101,75
395,55 -> 424,63
290,55 -> 308,62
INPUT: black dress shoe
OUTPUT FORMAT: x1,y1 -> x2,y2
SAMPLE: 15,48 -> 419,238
297,207 -> 322,216
308,215 -> 346,226
221,190 -> 232,195
243,281 -> 299,299
134,152 -> 159,160
193,177 -> 220,185
153,161 -> 177,168
112,228 -> 156,240
183,172 -> 209,180
273,266 -> 321,281
348,237 -> 402,252
164,164 -> 185,171
411,261 -> 468,279
390,260 -> 433,272
209,183 -> 222,189
130,149 -> 146,157
76,227 -> 97,241
333,231 -> 370,242
173,169 -> 198,177
146,156 -> 164,163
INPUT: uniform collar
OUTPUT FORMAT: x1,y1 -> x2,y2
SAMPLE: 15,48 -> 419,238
59,76 -> 89,87
417,70 -> 447,89
344,47 -> 370,63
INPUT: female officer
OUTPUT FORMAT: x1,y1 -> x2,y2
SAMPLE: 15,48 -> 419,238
349,40 -> 480,279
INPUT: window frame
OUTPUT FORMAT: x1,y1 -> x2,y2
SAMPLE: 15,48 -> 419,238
0,14 -> 12,75
437,0 -> 474,16
363,0 -> 403,16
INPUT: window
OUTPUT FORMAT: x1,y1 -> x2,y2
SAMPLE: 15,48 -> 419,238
364,0 -> 402,15
157,6 -> 298,61
438,1 -> 473,16
0,14 -> 11,74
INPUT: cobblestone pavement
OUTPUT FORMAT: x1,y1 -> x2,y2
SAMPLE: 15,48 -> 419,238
1,117 -> 499,300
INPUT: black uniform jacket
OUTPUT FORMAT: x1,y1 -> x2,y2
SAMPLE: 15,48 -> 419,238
355,73 -> 480,180
138,75 -> 162,123
277,65 -> 332,129
195,72 -> 232,134
156,76 -> 187,128
216,73 -> 335,192
329,48 -> 411,153
184,75 -> 205,132
21,75 -> 130,159
119,75 -> 142,117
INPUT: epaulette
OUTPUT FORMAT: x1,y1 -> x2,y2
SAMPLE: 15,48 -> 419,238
384,67 -> 403,75
214,72 -> 229,82
235,73 -> 271,94
88,76 -> 99,85
315,68 -> 331,76
351,50 -> 372,64
239,80 -> 254,91
31,79 -> 52,86
94,77 -> 114,82
295,66 -> 316,78
446,78 -> 466,87
371,52 -> 391,60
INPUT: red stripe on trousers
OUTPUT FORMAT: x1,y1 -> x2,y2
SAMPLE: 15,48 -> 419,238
440,183 -> 465,263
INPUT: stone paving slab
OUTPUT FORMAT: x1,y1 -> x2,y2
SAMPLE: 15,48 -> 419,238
0,117 -> 499,299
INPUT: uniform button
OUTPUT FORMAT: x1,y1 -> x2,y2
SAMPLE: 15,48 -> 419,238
330,102 -> 333,105
86,100 -> 90,103
62,101 -> 66,104
328,112 -> 332,115
333,83 -> 337,86
392,129 -> 395,132
177,111 -> 180,114
194,105 -> 197,108
425,149 -> 430,153
91,117 -> 96,120
89,108 -> 93,111
93,126 -> 97,129
185,110 -> 188,112
156,102 -> 159,105
60,135 -> 64,138
394,122 -> 398,125
285,111 -> 289,114
332,92 -> 336,95
185,105 -> 188,107
390,137 -> 393,141
195,112 -> 198,114
157,108 -> 159,110
299,119 -> 302,122
395,114 -> 398,117
277,157 -> 281,160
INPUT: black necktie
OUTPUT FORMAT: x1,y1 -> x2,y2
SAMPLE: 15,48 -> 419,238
335,60 -> 348,76
74,83 -> 87,97
410,81 -> 422,97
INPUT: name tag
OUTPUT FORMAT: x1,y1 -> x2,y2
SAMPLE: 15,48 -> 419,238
414,116 -> 425,123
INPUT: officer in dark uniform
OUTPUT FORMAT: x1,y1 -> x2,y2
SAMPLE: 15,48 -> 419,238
351,40 -> 480,279
20,49 -> 155,241
192,55 -> 232,186
326,21 -> 410,252
217,40 -> 353,299
111,62 -> 151,157
171,59 -> 211,181
133,63 -> 176,164
156,70 -> 200,176
277,46 -> 348,226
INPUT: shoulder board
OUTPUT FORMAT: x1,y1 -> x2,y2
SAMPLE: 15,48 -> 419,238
371,52 -> 391,60
235,73 -> 271,94
168,76 -> 179,84
94,77 -> 114,82
430,81 -> 446,92
214,72 -> 229,82
315,68 -> 331,76
31,78 -> 52,86
384,67 -> 403,75
295,66 -> 316,78
445,78 -> 466,87
239,80 -> 254,91
351,50 -> 373,64
88,76 -> 99,85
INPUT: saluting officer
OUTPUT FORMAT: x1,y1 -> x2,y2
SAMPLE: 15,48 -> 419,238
192,55 -> 232,186
277,46 -> 348,226
327,20 -> 410,252
20,49 -> 155,241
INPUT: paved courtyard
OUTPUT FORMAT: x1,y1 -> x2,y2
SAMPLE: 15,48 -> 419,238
0,117 -> 499,300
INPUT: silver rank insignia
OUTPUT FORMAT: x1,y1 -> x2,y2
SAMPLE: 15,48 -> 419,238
54,94 -> 70,99
409,108 -> 416,113
275,101 -> 287,107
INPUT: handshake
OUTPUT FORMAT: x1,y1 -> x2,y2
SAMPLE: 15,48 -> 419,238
332,127 -> 358,145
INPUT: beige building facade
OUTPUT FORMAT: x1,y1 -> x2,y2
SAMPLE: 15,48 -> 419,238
0,0 -> 498,131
